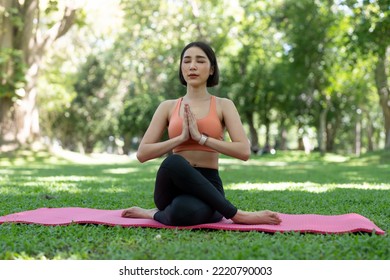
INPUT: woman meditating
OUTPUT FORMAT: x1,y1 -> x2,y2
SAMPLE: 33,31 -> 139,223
121,41 -> 281,226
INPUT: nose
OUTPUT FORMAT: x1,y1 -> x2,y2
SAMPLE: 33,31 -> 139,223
189,61 -> 197,70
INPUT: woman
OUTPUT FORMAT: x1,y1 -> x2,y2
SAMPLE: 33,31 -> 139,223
121,41 -> 281,226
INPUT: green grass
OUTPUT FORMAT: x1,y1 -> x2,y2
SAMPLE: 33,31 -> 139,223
0,149 -> 389,260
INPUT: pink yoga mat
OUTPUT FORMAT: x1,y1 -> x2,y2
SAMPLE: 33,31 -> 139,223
0,207 -> 385,235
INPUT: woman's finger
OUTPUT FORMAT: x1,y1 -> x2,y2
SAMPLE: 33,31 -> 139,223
185,104 -> 201,141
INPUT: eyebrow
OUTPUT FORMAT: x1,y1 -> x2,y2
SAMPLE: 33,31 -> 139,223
183,55 -> 207,59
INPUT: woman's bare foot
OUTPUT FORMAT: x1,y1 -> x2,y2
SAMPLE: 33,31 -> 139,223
121,207 -> 158,219
231,210 -> 282,225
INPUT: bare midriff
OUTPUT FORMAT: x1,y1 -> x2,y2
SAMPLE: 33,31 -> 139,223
175,150 -> 219,170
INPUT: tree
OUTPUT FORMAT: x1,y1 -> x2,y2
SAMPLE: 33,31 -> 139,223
222,0 -> 284,153
0,0 -> 78,147
344,0 -> 390,149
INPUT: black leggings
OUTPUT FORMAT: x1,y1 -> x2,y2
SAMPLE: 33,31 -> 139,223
153,154 -> 238,226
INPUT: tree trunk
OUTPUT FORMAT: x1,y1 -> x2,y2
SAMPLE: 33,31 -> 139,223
245,112 -> 259,154
374,50 -> 390,149
264,113 -> 271,149
297,121 -> 304,150
355,116 -> 361,156
277,118 -> 287,150
364,110 -> 374,152
0,1 -> 77,146
0,0 -> 16,147
0,97 -> 16,145
318,108 -> 327,155
326,115 -> 340,152
326,123 -> 334,152
14,61 -> 41,144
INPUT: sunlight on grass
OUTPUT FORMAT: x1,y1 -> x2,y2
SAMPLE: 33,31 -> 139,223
0,169 -> 35,176
1,182 -> 130,195
3,175 -> 113,185
323,154 -> 350,162
0,150 -> 67,166
220,152 -> 350,167
4,251 -> 86,260
21,181 -> 79,190
52,148 -> 134,164
0,183 -> 79,194
228,182 -> 390,193
103,167 -> 140,174
38,176 -> 104,182
220,158 -> 288,167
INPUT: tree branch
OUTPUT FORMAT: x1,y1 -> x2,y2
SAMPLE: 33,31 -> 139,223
38,6 -> 77,56
20,0 -> 38,64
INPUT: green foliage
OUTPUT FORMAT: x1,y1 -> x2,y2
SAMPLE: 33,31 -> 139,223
44,0 -> 59,15
275,0 -> 338,113
2,0 -> 389,153
0,150 -> 389,259
73,9 -> 87,28
268,0 -> 383,151
345,0 -> 390,55
37,53 -> 77,140
40,53 -> 120,152
73,56 -> 105,98
64,55 -> 117,152
2,6 -> 23,30
0,48 -> 26,98
119,92 -> 161,139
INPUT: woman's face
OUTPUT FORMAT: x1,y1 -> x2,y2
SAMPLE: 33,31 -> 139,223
181,47 -> 214,87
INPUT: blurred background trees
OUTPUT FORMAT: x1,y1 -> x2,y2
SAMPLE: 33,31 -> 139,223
1,0 -> 389,155
0,0 -> 79,146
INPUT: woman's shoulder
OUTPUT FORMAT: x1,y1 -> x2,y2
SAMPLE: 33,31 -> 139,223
214,96 -> 237,119
157,98 -> 181,118
158,98 -> 180,109
215,96 -> 236,108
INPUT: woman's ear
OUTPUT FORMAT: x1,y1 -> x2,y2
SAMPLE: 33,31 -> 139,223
209,66 -> 214,75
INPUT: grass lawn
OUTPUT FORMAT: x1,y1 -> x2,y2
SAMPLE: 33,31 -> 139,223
0,149 -> 389,260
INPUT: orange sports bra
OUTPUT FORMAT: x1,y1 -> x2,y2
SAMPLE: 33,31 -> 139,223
168,95 -> 224,153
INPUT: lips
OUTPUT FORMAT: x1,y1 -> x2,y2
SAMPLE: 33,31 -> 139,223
188,73 -> 199,78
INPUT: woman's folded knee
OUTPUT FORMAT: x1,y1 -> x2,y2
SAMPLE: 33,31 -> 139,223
169,195 -> 214,226
161,154 -> 188,170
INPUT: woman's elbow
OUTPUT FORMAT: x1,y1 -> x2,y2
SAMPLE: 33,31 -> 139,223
240,149 -> 251,161
240,143 -> 251,161
136,151 -> 147,163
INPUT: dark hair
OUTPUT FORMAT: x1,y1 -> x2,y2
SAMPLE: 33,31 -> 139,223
179,41 -> 219,87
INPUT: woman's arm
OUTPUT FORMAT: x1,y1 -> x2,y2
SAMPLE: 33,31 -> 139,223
187,98 -> 251,161
136,100 -> 188,163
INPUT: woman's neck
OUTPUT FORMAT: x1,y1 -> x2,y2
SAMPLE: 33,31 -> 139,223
185,86 -> 210,100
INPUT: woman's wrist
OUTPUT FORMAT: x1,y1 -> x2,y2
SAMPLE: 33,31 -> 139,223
198,134 -> 208,145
